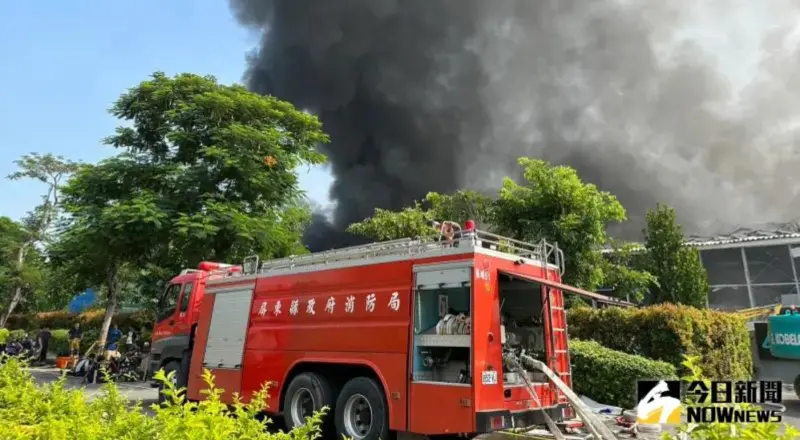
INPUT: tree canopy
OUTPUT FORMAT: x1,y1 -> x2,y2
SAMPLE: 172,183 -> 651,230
348,158 -> 643,297
0,154 -> 78,326
50,72 -> 329,342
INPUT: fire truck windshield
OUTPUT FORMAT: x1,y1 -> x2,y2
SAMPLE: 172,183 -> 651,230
156,283 -> 181,322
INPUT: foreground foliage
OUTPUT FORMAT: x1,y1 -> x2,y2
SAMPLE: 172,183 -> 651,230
663,356 -> 799,440
0,356 -> 324,440
569,303 -> 752,379
570,339 -> 677,409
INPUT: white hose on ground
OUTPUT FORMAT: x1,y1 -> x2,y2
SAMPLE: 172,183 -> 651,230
504,355 -> 567,440
508,352 -> 619,440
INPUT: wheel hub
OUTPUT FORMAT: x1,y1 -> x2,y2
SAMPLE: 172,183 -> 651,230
343,393 -> 373,440
290,388 -> 316,426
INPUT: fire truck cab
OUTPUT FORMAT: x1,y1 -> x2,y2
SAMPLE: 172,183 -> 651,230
149,221 -> 631,439
149,262 -> 242,387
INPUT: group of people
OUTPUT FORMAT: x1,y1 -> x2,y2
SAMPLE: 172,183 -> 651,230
68,322 -> 141,383
0,326 -> 57,365
0,322 -> 140,380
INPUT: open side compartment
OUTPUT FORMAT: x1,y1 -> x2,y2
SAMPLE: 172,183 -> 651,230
411,266 -> 472,384
408,264 -> 475,435
498,272 -> 549,397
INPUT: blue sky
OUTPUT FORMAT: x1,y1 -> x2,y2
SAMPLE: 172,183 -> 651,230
0,0 -> 332,221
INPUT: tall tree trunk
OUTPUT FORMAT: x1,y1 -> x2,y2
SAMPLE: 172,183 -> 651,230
98,264 -> 120,349
0,243 -> 29,328
0,287 -> 23,328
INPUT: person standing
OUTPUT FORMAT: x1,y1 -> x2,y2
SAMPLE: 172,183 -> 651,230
124,328 -> 135,352
104,323 -> 123,361
68,323 -> 82,364
37,327 -> 52,364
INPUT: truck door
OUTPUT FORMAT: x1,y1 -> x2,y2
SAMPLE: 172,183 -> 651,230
173,282 -> 195,337
408,262 -> 475,434
153,283 -> 183,342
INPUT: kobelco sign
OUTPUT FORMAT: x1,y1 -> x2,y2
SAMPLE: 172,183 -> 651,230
771,333 -> 800,346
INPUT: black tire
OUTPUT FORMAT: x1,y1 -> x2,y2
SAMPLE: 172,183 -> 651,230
794,374 -> 800,400
283,372 -> 337,434
335,377 -> 389,440
158,360 -> 181,404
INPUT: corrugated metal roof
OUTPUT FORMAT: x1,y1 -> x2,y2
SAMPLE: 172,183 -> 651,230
601,220 -> 800,253
684,220 -> 800,248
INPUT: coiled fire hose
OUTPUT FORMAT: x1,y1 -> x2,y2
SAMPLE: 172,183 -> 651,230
503,351 -> 618,440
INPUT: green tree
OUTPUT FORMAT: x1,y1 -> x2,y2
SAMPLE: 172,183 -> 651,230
347,202 -> 435,241
600,240 -> 657,303
493,157 -> 626,290
52,72 -> 328,345
425,190 -> 495,227
0,154 -> 78,326
643,204 -> 708,307
349,158 -> 650,302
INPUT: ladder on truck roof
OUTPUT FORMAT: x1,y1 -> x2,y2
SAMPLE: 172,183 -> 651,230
257,226 -> 566,275
233,221 -> 631,307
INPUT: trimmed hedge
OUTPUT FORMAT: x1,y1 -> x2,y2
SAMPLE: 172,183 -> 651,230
568,303 -> 752,379
6,309 -> 154,333
4,309 -> 155,353
570,339 -> 677,409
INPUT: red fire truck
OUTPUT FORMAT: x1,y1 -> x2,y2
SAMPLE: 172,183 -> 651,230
148,221 -> 631,439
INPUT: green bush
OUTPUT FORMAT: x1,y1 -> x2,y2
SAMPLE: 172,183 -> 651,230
0,355 -> 325,439
568,303 -> 752,379
9,330 -> 26,342
569,339 -> 677,408
49,329 -> 70,356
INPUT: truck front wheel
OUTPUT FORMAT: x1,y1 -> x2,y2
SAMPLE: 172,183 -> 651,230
283,372 -> 337,433
158,360 -> 181,404
335,377 -> 389,440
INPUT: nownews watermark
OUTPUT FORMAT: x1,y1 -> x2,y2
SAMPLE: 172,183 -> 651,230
636,380 -> 783,424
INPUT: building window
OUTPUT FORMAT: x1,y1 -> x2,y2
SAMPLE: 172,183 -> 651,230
744,245 -> 795,285
700,248 -> 747,285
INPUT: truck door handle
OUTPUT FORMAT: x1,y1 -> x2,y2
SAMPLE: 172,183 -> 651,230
169,320 -> 175,325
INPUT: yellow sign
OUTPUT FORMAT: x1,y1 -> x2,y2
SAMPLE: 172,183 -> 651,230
636,380 -> 682,424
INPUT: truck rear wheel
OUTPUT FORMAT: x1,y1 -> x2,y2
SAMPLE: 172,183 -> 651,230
283,372 -> 336,433
335,377 -> 389,440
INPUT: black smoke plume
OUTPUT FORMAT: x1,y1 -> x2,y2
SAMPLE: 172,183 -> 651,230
230,0 -> 800,251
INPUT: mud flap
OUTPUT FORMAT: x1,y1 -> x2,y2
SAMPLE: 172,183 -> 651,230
178,350 -> 191,389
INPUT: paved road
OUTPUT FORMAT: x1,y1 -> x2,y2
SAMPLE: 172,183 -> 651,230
25,368 -> 800,438
30,368 -> 159,414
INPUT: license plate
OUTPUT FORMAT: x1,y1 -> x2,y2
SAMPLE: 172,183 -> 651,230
482,370 -> 498,385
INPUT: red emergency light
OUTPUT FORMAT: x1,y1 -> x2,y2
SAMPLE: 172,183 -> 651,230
198,261 -> 221,271
198,261 -> 242,273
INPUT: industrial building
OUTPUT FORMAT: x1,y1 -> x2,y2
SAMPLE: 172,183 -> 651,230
687,221 -> 800,311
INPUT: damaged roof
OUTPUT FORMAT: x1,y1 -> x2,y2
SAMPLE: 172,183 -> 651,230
684,220 -> 800,248
602,220 -> 800,253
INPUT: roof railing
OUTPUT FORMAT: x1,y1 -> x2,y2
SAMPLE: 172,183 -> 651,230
257,226 -> 565,276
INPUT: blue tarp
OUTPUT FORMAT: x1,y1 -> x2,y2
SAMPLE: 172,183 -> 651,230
67,288 -> 96,313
